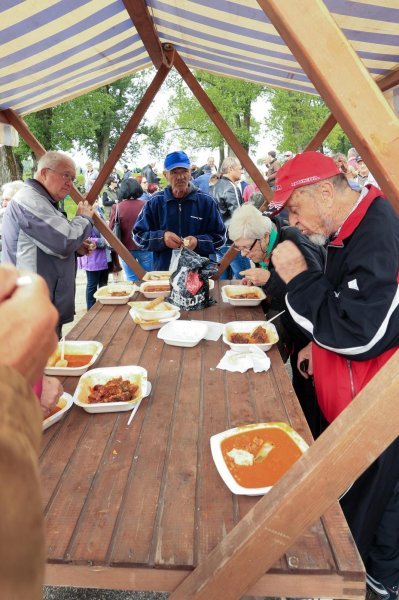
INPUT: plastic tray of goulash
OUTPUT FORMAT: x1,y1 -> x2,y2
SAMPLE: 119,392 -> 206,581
210,422 -> 308,496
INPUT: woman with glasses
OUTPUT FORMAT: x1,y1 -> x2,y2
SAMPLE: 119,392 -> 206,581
228,204 -> 327,438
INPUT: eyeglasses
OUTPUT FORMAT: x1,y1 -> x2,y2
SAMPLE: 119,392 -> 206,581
233,239 -> 259,253
46,168 -> 76,183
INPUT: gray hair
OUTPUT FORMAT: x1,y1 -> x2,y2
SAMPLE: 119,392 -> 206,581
248,192 -> 265,210
37,151 -> 75,173
1,180 -> 24,202
220,156 -> 240,174
228,204 -> 272,241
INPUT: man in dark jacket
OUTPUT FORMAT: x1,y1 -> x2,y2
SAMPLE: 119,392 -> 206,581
133,151 -> 226,270
141,161 -> 159,184
270,151 -> 399,600
211,156 -> 251,279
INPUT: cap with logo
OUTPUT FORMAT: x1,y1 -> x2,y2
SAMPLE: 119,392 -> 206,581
269,151 -> 341,213
164,151 -> 191,171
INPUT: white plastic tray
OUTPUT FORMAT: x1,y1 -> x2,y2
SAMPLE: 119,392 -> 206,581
129,308 -> 181,330
94,284 -> 137,304
210,422 -> 308,495
221,284 -> 266,306
42,393 -> 73,431
73,365 -> 148,413
223,321 -> 279,351
142,271 -> 172,281
157,320 -> 208,347
44,340 -> 103,376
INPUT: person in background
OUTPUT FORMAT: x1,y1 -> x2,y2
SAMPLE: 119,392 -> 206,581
355,156 -> 380,188
332,153 -> 361,191
264,150 -> 281,190
147,182 -> 159,195
193,166 -> 212,193
211,156 -> 250,279
1,151 -> 95,337
0,264 -> 59,600
248,191 -> 267,211
77,219 -> 109,310
101,177 -> 118,222
141,161 -> 158,184
110,178 -> 152,281
0,180 -> 24,256
123,164 -> 132,180
84,162 -> 98,193
133,151 -> 225,270
282,150 -> 294,162
137,175 -> 151,202
269,151 -> 399,600
347,147 -> 359,171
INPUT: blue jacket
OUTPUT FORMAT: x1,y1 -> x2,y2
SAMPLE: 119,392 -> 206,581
132,184 -> 226,270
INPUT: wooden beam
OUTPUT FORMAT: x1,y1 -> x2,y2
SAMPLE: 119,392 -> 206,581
2,110 -> 145,279
122,0 -> 166,69
170,351 -> 399,600
256,0 -> 399,213
86,63 -> 171,204
213,245 -> 239,280
171,48 -> 272,205
377,68 -> 399,93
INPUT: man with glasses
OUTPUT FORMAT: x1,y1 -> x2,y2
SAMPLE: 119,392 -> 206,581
211,156 -> 251,279
2,151 -> 95,336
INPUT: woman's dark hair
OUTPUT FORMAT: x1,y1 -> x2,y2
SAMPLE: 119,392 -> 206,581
268,150 -> 276,159
117,178 -> 143,201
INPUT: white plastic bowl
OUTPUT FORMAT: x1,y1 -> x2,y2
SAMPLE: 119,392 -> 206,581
139,281 -> 171,299
142,271 -> 172,281
73,365 -> 148,413
221,285 -> 266,306
94,284 -> 137,304
134,301 -> 179,321
42,393 -> 73,431
129,308 -> 181,330
223,321 -> 279,351
157,320 -> 208,347
44,340 -> 103,376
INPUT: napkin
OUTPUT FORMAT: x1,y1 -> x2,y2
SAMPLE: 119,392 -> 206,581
217,346 -> 271,373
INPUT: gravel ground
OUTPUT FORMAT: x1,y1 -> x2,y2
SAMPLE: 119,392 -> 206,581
43,589 -> 168,600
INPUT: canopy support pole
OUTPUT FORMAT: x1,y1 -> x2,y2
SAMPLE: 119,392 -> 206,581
170,351 -> 399,600
257,0 -> 399,212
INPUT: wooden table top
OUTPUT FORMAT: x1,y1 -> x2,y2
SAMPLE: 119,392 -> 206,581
41,282 -> 365,599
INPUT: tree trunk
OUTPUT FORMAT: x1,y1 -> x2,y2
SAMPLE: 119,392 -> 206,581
0,146 -> 21,186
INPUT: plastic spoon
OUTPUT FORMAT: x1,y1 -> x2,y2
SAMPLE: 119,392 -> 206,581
55,336 -> 68,368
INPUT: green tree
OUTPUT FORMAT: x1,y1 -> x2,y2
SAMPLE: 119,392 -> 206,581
265,89 -> 350,154
165,70 -> 265,163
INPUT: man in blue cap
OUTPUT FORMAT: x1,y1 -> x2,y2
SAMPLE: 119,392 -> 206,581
133,151 -> 226,270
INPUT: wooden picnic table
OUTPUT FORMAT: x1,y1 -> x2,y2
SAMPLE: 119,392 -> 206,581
41,281 -> 365,599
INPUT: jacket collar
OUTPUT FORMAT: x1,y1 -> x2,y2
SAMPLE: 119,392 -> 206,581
330,185 -> 383,246
164,182 -> 198,201
26,178 -> 59,206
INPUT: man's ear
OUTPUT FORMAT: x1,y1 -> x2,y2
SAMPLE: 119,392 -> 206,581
319,180 -> 335,207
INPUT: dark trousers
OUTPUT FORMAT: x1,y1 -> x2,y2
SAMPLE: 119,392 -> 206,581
86,269 -> 109,310
340,436 -> 399,587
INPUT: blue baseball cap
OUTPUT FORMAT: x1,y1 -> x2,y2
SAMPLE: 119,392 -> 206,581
164,151 -> 190,171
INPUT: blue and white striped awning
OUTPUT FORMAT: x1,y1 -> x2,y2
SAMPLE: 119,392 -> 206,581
1,0 -> 398,116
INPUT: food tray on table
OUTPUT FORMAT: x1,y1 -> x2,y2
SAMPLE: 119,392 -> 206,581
129,307 -> 180,330
210,422 -> 308,495
223,321 -> 278,351
221,284 -> 266,306
44,340 -> 103,376
73,365 -> 148,413
142,271 -> 172,281
157,320 -> 208,347
42,393 -> 74,431
93,284 -> 137,304
140,278 -> 214,299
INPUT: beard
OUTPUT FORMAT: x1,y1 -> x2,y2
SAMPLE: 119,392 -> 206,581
308,233 -> 328,246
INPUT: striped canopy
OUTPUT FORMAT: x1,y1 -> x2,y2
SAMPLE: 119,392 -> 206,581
1,0 -> 398,116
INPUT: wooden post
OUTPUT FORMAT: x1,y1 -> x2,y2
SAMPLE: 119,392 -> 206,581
170,351 -> 399,600
0,109 -> 146,278
256,0 -> 399,213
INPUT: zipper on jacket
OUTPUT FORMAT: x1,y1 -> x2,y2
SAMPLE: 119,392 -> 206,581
347,359 -> 356,399
178,202 -> 182,237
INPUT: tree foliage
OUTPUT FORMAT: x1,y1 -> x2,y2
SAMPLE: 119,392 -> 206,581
264,89 -> 351,154
164,70 -> 265,162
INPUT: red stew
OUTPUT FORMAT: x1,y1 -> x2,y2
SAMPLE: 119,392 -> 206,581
53,354 -> 93,368
221,427 -> 303,488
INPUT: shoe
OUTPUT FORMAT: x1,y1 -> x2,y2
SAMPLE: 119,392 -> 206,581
366,573 -> 398,600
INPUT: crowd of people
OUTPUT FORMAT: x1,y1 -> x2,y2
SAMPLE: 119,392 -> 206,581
0,144 -> 397,599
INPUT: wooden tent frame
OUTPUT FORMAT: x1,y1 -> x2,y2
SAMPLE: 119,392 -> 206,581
1,1 -> 398,597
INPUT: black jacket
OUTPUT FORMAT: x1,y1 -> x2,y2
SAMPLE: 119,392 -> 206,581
211,176 -> 243,230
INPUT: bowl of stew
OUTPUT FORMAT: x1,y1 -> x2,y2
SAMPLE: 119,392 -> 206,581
44,340 -> 103,376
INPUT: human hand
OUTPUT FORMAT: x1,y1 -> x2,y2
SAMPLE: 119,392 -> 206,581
0,265 -> 58,385
76,199 -> 95,218
77,239 -> 95,255
40,376 -> 64,418
164,231 -> 183,249
297,342 -> 313,379
239,268 -> 270,286
182,236 -> 198,250
271,240 -> 307,283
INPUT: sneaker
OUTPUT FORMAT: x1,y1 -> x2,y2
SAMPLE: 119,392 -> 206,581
366,573 -> 398,600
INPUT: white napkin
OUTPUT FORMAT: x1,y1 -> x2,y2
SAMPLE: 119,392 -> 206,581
217,346 -> 271,373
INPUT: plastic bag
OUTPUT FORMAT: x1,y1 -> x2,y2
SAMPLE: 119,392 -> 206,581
168,248 -> 217,311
